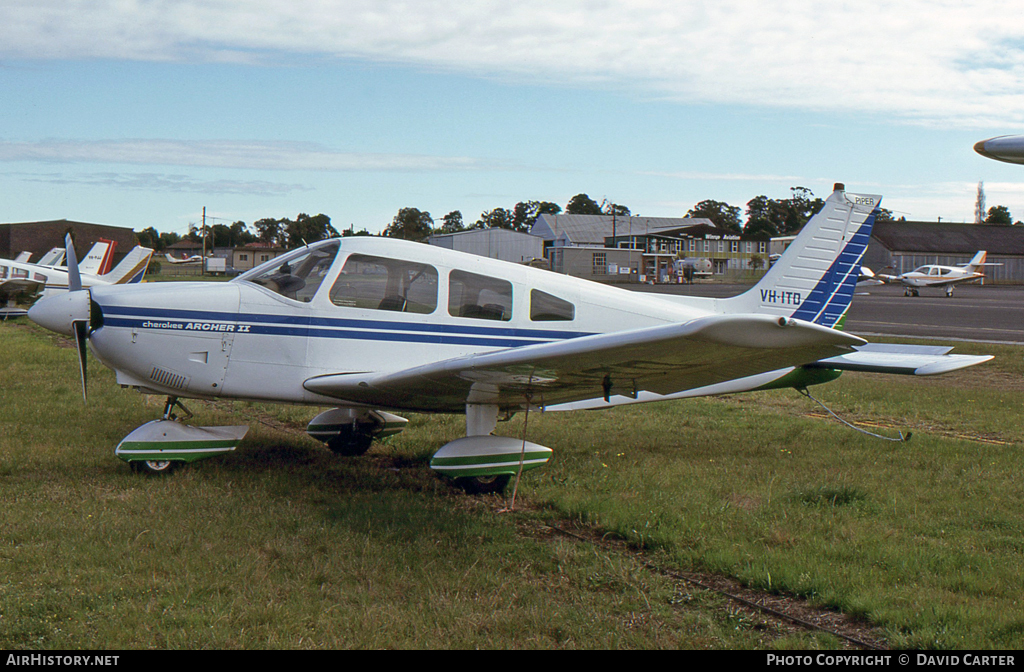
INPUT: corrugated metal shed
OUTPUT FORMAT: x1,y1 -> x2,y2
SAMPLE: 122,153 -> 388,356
531,214 -> 714,247
864,220 -> 1024,283
427,228 -> 544,263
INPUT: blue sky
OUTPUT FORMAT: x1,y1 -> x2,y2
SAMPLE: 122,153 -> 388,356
2,1 -> 1024,237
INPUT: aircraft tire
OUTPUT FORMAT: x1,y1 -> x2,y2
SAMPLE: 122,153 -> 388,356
454,474 -> 511,495
129,460 -> 179,475
325,432 -> 374,456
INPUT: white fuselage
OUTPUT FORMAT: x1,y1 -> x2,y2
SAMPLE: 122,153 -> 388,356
896,265 -> 983,288
87,237 -> 716,407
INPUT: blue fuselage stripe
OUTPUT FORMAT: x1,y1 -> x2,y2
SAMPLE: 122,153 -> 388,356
100,306 -> 590,348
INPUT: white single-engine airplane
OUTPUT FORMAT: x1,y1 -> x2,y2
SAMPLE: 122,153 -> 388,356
877,251 -> 999,297
164,253 -> 204,264
28,185 -> 992,493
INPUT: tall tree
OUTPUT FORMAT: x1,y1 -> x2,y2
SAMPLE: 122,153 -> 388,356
440,210 -> 465,234
475,208 -> 515,230
229,220 -> 257,246
743,187 -> 823,237
985,205 -> 1013,225
136,226 -> 161,250
285,213 -> 339,248
975,181 -> 987,224
512,201 -> 561,232
565,193 -> 603,215
602,201 -> 631,217
385,207 -> 434,241
686,199 -> 742,233
254,218 -> 285,246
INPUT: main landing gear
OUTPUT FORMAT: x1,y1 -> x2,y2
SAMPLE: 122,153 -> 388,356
428,404 -> 552,496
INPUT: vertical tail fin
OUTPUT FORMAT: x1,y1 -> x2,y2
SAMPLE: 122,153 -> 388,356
964,251 -> 987,272
100,246 -> 155,284
721,184 -> 881,328
78,239 -> 117,275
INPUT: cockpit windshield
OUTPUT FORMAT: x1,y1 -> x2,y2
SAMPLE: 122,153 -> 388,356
241,241 -> 340,302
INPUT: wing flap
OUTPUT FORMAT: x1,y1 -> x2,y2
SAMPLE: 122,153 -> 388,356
304,314 -> 864,411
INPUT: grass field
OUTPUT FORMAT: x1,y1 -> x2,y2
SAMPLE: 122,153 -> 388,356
1,319 -> 1021,649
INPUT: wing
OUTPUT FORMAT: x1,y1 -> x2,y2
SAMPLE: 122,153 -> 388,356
303,314 -> 865,412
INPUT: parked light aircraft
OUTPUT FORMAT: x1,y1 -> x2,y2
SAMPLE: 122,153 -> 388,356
877,251 -> 999,297
164,253 -> 204,264
28,185 -> 992,493
0,244 -> 154,306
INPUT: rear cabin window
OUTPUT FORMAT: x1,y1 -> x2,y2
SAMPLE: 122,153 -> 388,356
448,270 -> 513,321
330,254 -> 438,314
247,241 -> 339,303
530,290 -> 575,321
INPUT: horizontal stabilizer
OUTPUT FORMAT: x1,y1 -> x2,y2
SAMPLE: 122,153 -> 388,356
806,343 -> 992,376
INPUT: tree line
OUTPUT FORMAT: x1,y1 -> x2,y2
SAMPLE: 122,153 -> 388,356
384,187 -> 902,242
133,189 -> 1018,251
136,213 -> 340,252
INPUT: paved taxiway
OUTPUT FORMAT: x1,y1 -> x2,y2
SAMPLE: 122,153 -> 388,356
629,282 -> 1024,344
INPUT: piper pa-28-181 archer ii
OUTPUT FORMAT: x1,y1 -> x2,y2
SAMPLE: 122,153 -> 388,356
28,184 -> 992,493
877,251 -> 1000,297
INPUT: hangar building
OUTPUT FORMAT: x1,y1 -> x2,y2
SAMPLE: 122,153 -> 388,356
0,219 -> 140,266
864,220 -> 1024,283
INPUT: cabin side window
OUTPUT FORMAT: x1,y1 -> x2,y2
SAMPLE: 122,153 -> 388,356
246,241 -> 340,303
448,270 -> 513,321
330,254 -> 438,314
530,289 -> 574,322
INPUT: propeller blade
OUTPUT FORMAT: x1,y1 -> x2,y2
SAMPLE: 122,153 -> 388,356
72,319 -> 88,402
65,233 -> 82,292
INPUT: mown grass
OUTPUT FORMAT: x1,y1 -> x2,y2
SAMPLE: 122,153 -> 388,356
1,320 -> 1022,649
0,320 -> 836,649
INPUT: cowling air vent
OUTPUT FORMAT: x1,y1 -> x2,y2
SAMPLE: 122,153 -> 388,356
150,367 -> 190,390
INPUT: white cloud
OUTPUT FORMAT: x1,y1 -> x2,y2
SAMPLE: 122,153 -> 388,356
0,139 -> 488,172
3,1 -> 1024,126
13,170 -> 313,196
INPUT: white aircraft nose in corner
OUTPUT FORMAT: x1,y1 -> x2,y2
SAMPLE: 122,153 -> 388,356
27,289 -> 90,337
974,135 -> 1024,165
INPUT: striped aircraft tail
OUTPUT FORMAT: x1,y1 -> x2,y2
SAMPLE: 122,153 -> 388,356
102,246 -> 155,285
721,184 -> 881,329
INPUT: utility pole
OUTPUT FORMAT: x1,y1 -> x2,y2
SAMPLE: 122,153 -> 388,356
201,206 -> 206,277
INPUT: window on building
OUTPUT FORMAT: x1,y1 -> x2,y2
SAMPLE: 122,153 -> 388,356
730,240 -> 738,253
449,270 -> 512,321
592,252 -> 607,275
530,290 -> 575,322
330,254 -> 438,313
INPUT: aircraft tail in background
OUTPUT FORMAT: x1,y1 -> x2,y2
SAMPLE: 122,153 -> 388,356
79,239 -> 117,276
100,246 -> 155,284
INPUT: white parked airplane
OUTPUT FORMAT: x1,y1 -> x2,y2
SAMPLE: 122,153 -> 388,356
877,251 -> 999,297
28,185 -> 991,493
0,244 -> 154,305
164,253 -> 204,264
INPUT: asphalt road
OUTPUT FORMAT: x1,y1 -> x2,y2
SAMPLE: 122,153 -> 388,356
628,282 -> 1024,344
